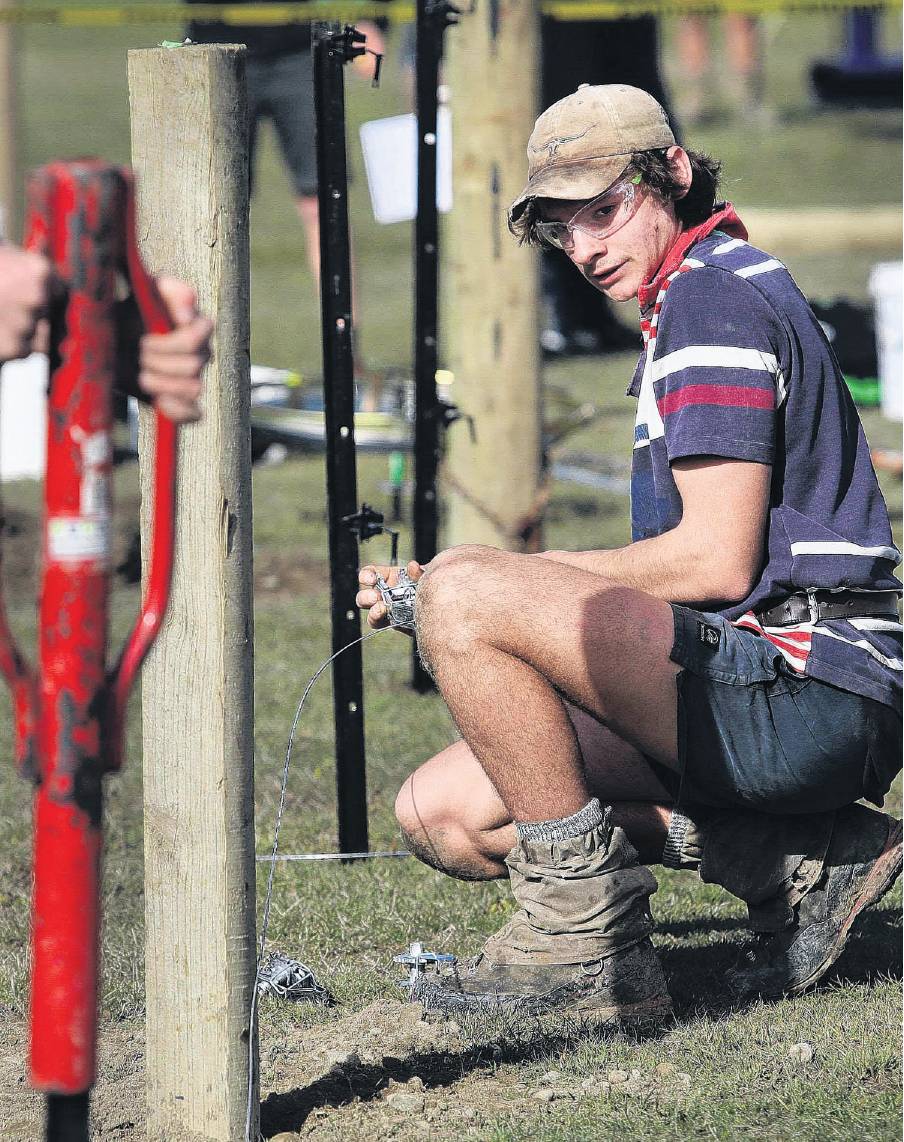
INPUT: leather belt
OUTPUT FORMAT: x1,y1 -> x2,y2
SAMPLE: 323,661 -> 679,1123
756,589 -> 901,627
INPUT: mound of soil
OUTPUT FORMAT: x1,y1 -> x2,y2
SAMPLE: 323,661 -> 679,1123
0,1000 -> 533,1140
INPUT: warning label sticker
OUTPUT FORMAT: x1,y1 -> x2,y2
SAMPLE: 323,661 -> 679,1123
47,517 -> 111,563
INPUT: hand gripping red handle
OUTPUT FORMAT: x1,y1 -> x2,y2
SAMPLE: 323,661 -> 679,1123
10,159 -> 180,1098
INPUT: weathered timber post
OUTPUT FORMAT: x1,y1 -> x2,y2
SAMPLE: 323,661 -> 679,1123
128,45 -> 257,1142
443,2 -> 542,551
0,0 -> 17,237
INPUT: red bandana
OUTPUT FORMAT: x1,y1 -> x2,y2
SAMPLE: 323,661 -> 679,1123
637,203 -> 748,313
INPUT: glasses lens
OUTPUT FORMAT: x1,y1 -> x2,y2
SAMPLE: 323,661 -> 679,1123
536,180 -> 640,251
535,221 -> 570,250
572,183 -> 636,239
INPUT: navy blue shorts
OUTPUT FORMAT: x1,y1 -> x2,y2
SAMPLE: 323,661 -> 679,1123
657,605 -> 901,815
247,51 -> 317,197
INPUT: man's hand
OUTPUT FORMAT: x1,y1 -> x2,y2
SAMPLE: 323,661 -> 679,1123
138,277 -> 213,424
0,244 -> 54,363
1,249 -> 210,425
357,560 -> 423,631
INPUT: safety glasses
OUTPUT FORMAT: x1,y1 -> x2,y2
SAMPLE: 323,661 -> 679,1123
535,174 -> 644,252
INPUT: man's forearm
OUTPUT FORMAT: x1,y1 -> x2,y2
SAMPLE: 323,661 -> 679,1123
538,529 -> 749,607
538,459 -> 770,606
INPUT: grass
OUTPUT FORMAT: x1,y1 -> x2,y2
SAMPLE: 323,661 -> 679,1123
1,5 -> 902,1138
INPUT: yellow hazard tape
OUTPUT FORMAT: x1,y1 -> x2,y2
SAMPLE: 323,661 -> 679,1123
0,0 -> 896,24
0,3 -> 409,25
547,0 -> 897,12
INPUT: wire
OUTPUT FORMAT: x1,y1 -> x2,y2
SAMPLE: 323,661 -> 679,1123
257,850 -> 412,860
244,621 -> 411,1142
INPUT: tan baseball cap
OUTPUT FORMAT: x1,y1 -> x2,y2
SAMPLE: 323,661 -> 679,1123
509,84 -> 676,225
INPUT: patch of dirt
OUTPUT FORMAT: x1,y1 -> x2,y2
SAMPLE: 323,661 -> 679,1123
0,998 -> 638,1140
0,493 -> 145,600
1,505 -> 46,598
259,1000 -> 689,1140
0,1017 -> 145,1141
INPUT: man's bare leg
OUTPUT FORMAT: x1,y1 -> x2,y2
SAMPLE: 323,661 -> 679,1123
400,546 -> 680,1020
295,192 -> 362,336
294,193 -> 321,280
413,546 -> 681,826
675,14 -> 711,124
396,707 -> 674,881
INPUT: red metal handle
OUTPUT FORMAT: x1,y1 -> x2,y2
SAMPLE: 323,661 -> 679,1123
105,180 -> 178,769
105,410 -> 176,766
16,160 -> 181,1096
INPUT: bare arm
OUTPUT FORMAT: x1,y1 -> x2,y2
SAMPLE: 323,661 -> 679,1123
539,456 -> 771,607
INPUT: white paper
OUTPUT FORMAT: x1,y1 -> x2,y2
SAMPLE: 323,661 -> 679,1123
0,353 -> 48,481
869,261 -> 903,421
359,108 -> 452,225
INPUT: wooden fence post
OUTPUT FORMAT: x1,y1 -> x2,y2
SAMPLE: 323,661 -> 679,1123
128,45 -> 257,1142
443,2 -> 542,551
0,0 -> 18,237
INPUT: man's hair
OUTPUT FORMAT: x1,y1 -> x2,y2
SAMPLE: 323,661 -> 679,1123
510,147 -> 723,247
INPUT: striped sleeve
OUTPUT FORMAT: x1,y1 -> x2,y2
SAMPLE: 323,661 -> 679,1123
651,267 -> 788,465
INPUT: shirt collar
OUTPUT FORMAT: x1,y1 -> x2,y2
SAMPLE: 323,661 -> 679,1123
636,203 -> 748,313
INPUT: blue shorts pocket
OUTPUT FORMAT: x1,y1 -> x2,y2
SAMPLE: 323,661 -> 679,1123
671,611 -> 894,814
670,605 -> 783,686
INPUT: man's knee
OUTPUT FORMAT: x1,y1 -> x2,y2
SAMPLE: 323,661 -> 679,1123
415,545 -> 499,666
417,545 -> 491,615
394,766 -> 509,881
394,774 -> 476,878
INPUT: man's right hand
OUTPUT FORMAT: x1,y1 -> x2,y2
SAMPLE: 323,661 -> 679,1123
137,276 -> 212,424
0,246 -> 209,425
0,244 -> 54,363
356,560 -> 424,631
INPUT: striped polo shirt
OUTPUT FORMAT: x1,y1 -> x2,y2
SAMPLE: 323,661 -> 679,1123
629,205 -> 902,711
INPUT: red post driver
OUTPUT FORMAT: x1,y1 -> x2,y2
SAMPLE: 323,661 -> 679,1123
0,160 -> 180,1134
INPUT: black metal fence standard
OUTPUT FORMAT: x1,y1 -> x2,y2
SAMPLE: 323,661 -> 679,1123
410,0 -> 459,692
313,20 -> 370,855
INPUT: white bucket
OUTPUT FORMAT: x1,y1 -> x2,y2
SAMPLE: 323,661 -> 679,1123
868,261 -> 903,422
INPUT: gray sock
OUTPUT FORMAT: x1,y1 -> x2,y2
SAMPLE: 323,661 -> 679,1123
516,797 -> 604,843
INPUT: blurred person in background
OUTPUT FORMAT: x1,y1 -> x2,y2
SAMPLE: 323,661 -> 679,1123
185,0 -> 386,286
676,13 -> 769,126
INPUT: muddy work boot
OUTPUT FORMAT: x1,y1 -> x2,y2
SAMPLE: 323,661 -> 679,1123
726,804 -> 903,998
415,801 -> 673,1027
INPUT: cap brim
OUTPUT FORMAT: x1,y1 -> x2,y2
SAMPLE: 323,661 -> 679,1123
508,156 -> 632,225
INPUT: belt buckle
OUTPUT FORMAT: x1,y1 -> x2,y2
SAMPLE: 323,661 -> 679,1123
805,588 -> 821,624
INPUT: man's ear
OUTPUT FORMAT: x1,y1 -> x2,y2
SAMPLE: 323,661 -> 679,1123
666,146 -> 693,199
